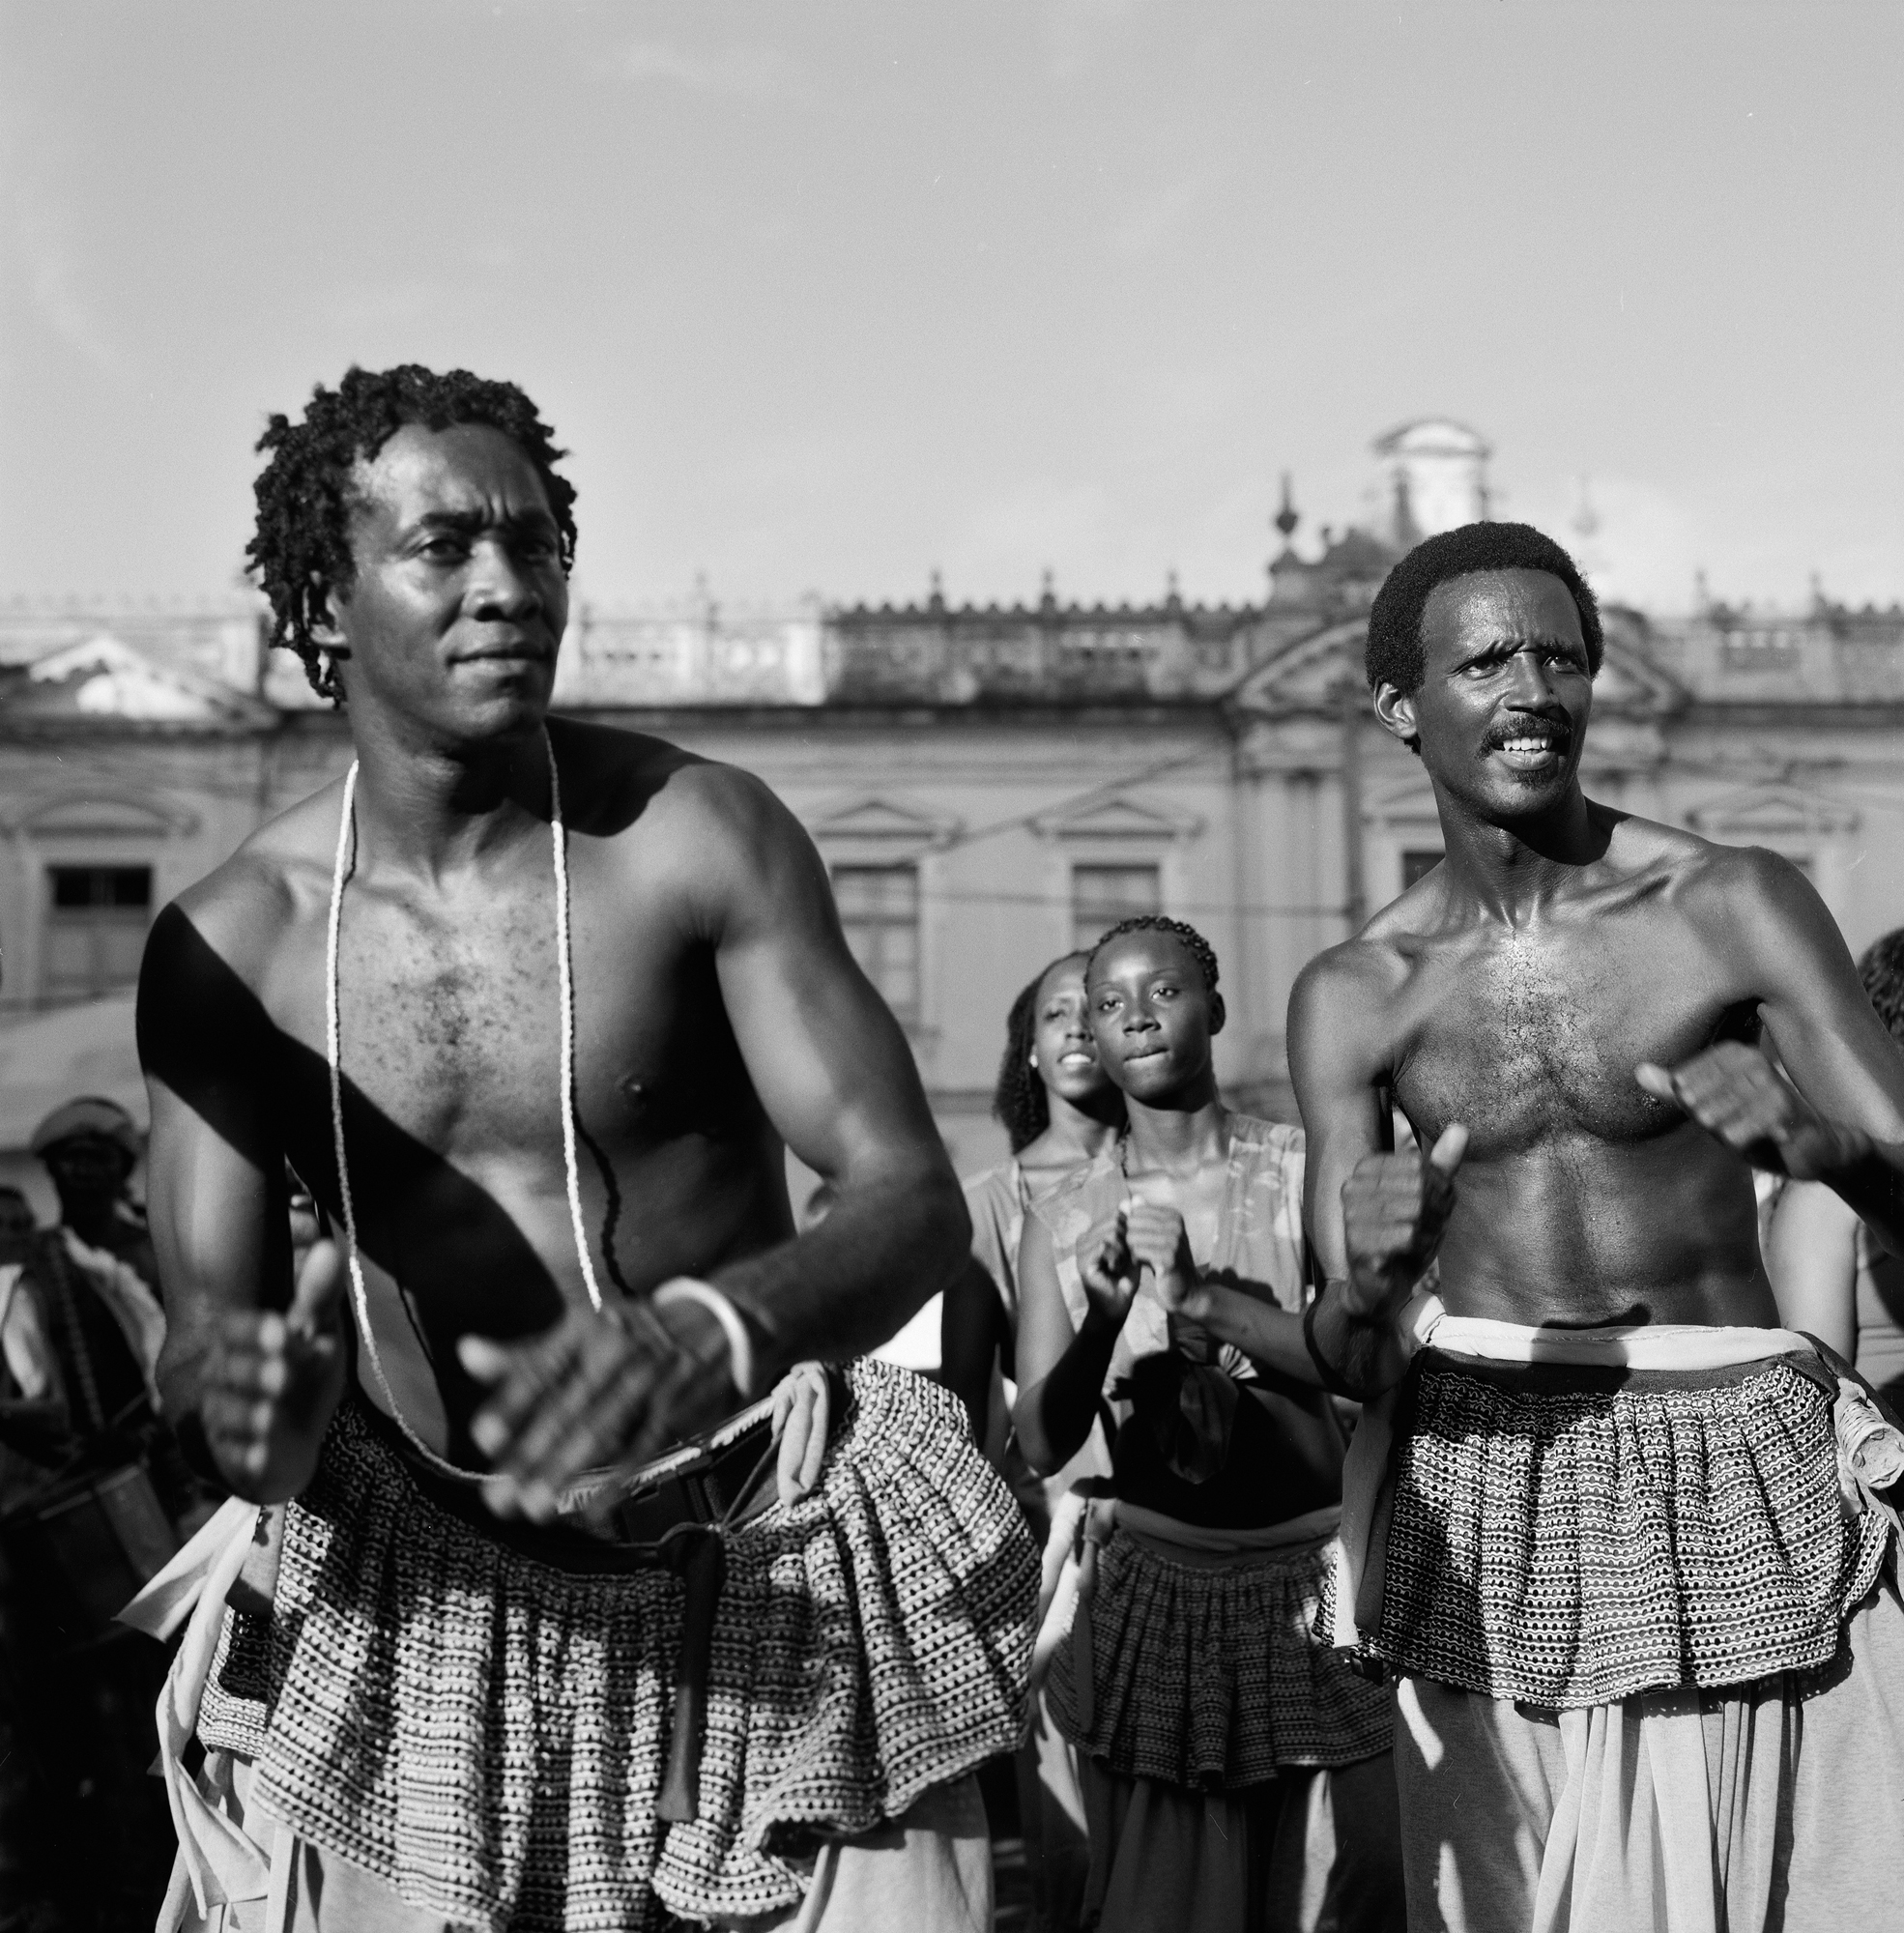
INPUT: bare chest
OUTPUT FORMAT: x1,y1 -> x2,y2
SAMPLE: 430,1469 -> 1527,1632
1392,917 -> 1739,1157
270,862 -> 746,1170
333,889 -> 564,1149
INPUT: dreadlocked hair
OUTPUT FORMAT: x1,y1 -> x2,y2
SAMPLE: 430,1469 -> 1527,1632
1086,914 -> 1220,995
1858,928 -> 1904,1042
246,363 -> 578,704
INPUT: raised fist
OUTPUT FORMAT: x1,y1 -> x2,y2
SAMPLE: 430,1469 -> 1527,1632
1637,1044 -> 1866,1183
203,1236 -> 349,1500
1123,1199 -> 1199,1313
1341,1125 -> 1467,1317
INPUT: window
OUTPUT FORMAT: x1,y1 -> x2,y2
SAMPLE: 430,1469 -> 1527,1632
43,865 -> 153,1001
832,864 -> 920,1021
1401,850 -> 1444,890
1071,862 -> 1161,953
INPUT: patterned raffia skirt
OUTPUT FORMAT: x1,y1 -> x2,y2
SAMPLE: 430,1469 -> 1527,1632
196,1359 -> 1038,1932
1370,1347 -> 1894,1704
1043,1507 -> 1393,1788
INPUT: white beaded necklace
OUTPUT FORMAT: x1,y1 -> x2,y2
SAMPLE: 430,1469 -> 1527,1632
325,731 -> 603,1482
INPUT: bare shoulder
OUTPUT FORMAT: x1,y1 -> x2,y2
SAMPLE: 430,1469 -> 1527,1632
552,716 -> 797,861
1601,811 -> 1821,931
1289,894 -> 1421,1036
549,718 -> 822,952
159,780 -> 346,990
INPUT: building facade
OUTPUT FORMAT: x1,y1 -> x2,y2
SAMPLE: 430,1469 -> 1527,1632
3,423 -> 1902,1207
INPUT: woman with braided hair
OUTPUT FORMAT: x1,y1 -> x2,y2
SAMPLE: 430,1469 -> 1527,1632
942,952 -> 1126,1466
939,951 -> 1123,1933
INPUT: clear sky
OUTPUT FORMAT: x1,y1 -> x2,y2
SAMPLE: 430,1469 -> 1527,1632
3,0 -> 1899,617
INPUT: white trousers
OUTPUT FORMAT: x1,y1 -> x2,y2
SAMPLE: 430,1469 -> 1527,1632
165,1757 -> 992,1933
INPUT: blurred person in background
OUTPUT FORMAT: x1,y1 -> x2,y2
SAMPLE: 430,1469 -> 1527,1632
0,1102 -> 190,1933
1768,925 -> 1904,1405
18,1102 -> 165,1447
941,952 -> 1125,1932
0,1184 -> 46,1933
1016,917 -> 1402,1933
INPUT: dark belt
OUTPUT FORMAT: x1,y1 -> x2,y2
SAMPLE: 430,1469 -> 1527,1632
352,1395 -> 788,1820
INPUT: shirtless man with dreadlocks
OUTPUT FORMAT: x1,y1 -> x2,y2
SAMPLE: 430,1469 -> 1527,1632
130,364 -> 1035,1932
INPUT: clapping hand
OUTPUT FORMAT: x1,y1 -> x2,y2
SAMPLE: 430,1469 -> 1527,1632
1122,1200 -> 1201,1314
1079,1211 -> 1140,1329
460,1297 -> 736,1522
203,1237 -> 349,1499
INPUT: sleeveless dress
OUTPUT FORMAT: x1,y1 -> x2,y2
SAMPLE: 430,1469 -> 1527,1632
964,1157 -> 1114,1500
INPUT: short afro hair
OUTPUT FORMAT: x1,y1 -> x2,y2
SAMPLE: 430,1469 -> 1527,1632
1858,928 -> 1904,1043
247,363 -> 578,704
1365,521 -> 1602,696
1086,915 -> 1220,997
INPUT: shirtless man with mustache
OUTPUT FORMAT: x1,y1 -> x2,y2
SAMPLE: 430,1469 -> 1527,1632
1292,520 -> 1904,1933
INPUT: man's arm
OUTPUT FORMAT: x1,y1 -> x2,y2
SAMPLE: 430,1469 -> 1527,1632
138,895 -> 349,1501
1286,949 -> 1460,1396
941,1255 -> 1008,1444
1639,852 -> 1904,1255
686,768 -> 969,1382
457,761 -> 971,1523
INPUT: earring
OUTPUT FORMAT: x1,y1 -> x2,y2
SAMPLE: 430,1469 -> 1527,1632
1027,1053 -> 1038,1071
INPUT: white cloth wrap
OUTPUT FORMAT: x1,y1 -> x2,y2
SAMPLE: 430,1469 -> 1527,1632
1342,1294 -> 1904,1933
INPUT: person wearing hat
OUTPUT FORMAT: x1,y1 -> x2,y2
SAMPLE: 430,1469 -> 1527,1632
20,1099 -> 165,1429
0,1106 -> 190,1927
0,1098 -> 167,1473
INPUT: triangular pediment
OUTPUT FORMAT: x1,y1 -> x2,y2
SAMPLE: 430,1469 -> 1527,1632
1229,611 -> 1688,721
5,634 -> 272,729
3,788 -> 198,838
1032,794 -> 1203,841
807,796 -> 963,846
1688,781 -> 1860,839
1227,620 -> 1369,716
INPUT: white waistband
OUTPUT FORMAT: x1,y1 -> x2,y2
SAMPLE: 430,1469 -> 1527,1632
1404,1289 -> 1815,1373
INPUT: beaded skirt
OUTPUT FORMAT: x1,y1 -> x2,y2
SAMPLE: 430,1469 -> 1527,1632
1370,1349 -> 1893,1708
197,1358 -> 1038,1932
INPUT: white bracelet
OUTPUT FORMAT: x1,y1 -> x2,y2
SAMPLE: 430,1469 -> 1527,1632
651,1278 -> 756,1399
